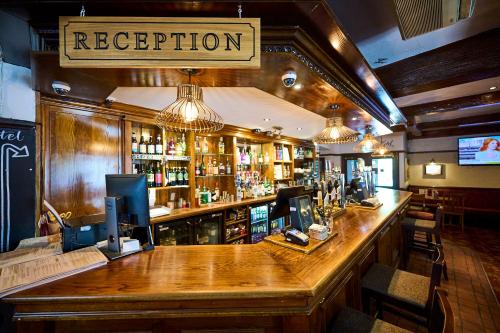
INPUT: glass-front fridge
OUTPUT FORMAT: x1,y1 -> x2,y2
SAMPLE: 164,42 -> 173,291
250,204 -> 268,243
154,220 -> 192,245
192,212 -> 223,245
268,202 -> 286,235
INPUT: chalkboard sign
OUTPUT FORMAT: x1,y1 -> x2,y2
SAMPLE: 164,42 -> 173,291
0,119 -> 36,252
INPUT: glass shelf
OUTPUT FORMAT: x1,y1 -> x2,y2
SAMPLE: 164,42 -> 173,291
148,185 -> 190,190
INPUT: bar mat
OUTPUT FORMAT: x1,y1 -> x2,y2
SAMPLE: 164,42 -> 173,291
264,231 -> 338,254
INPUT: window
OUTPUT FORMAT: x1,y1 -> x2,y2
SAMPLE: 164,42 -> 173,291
372,158 -> 394,188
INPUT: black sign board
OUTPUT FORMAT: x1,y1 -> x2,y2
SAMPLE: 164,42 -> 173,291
0,119 -> 36,252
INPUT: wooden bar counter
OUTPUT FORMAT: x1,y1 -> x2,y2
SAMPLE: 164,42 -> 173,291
3,189 -> 411,333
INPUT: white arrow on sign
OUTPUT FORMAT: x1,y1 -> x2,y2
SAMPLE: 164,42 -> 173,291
1,143 -> 29,252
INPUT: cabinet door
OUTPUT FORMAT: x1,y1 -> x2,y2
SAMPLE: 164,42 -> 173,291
43,103 -> 122,217
377,225 -> 392,266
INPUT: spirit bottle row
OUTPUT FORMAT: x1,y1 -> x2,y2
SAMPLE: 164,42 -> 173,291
132,132 -> 187,156
133,162 -> 189,187
194,136 -> 226,154
195,157 -> 232,176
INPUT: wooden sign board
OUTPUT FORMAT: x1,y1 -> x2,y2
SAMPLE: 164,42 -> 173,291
59,17 -> 260,68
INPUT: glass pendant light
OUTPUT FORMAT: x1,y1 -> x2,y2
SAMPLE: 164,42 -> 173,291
312,105 -> 359,144
155,69 -> 224,133
371,137 -> 393,157
354,125 -> 380,153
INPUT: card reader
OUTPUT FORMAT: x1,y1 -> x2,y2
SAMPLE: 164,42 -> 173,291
283,228 -> 309,246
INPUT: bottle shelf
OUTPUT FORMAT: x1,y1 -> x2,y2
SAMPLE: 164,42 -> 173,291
132,154 -> 190,161
274,160 -> 292,163
225,233 -> 247,243
195,152 -> 232,156
195,175 -> 233,178
148,185 -> 190,190
225,218 -> 248,226
274,178 -> 291,181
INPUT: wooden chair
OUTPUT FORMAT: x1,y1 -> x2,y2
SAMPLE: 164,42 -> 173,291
361,246 -> 444,326
329,287 -> 453,333
406,193 -> 435,221
441,192 -> 465,232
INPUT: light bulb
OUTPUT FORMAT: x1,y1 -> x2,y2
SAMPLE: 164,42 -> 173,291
182,100 -> 199,122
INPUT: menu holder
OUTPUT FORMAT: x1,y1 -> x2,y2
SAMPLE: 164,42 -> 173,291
0,243 -> 108,297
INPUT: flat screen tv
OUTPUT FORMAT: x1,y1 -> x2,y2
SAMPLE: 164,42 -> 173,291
458,136 -> 500,166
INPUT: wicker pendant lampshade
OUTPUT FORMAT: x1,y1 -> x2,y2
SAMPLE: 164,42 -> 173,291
354,125 -> 380,153
312,104 -> 359,144
155,71 -> 224,133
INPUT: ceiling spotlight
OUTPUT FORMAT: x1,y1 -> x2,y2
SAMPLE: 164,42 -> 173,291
352,117 -> 358,121
293,83 -> 303,90
264,118 -> 270,122
490,86 -> 497,90
297,127 -> 302,131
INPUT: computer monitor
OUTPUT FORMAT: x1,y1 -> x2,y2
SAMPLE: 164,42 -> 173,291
289,195 -> 315,233
269,186 -> 315,233
105,174 -> 154,254
105,174 -> 150,227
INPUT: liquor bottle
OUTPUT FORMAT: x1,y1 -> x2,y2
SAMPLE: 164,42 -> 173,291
175,136 -> 182,156
183,167 -> 188,185
202,137 -> 209,153
168,137 -> 175,156
226,158 -> 231,175
132,164 -> 138,174
213,158 -> 218,175
155,162 -> 162,187
218,137 -> 225,154
207,157 -> 212,175
132,132 -> 138,154
146,163 -> 154,187
195,186 -> 200,207
258,151 -> 263,164
155,134 -> 163,155
164,164 -> 169,186
169,167 -> 177,186
139,135 -> 147,154
147,135 -> 155,154
214,182 -> 220,202
264,151 -> 270,164
200,157 -> 206,176
219,161 -> 225,175
195,159 -> 200,176
177,167 -> 184,186
195,136 -> 201,153
181,133 -> 187,155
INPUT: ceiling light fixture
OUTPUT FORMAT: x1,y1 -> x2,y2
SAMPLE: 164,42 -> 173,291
264,118 -> 270,122
371,137 -> 393,157
354,125 -> 380,153
312,104 -> 359,144
489,86 -> 497,90
297,127 -> 302,131
293,83 -> 303,90
352,117 -> 358,121
155,69 -> 223,133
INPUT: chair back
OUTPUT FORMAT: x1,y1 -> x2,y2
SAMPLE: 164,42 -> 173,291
428,246 -> 444,304
409,193 -> 426,210
429,288 -> 454,333
434,205 -> 443,228
441,192 -> 465,214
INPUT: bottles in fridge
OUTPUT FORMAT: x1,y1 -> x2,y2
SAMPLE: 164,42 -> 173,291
268,202 -> 286,235
250,205 -> 268,243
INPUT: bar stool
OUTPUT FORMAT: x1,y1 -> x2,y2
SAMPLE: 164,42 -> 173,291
361,246 -> 444,325
401,207 -> 448,280
330,288 -> 453,333
406,194 -> 435,221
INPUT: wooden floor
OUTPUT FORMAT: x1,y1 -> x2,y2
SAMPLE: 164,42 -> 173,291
381,226 -> 500,333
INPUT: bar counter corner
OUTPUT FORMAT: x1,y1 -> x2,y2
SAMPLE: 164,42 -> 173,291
3,188 -> 412,333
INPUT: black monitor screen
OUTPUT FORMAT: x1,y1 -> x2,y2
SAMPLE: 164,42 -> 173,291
290,195 -> 315,232
105,174 -> 150,227
270,186 -> 309,221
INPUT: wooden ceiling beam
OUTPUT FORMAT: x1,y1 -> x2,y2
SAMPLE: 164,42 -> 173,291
417,113 -> 500,131
375,28 -> 500,98
401,91 -> 500,117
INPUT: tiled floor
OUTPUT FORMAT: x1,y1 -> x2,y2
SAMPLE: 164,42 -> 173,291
379,226 -> 500,333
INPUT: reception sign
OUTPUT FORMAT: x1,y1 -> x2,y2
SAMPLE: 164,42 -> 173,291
59,17 -> 260,68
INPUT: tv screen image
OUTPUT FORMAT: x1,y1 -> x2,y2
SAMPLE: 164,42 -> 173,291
458,136 -> 500,165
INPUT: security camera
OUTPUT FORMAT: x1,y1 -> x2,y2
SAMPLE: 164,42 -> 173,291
52,81 -> 71,96
104,96 -> 117,106
281,70 -> 297,88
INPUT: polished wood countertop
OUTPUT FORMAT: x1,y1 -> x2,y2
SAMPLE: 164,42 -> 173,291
4,189 -> 411,319
150,195 -> 277,224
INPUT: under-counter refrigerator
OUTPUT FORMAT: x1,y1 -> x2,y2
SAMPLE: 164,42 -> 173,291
250,204 -> 268,244
154,212 -> 223,245
154,219 -> 192,245
192,212 -> 223,245
268,202 -> 286,235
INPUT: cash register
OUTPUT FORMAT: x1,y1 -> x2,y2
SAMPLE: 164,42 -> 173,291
269,186 -> 315,246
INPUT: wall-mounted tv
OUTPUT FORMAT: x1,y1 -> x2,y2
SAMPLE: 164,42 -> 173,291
458,136 -> 500,166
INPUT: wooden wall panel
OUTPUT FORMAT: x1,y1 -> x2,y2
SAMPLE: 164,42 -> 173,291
43,104 -> 122,217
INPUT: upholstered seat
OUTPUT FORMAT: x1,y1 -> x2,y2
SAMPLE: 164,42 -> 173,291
330,307 -> 411,333
401,218 -> 436,231
406,210 -> 434,221
362,263 -> 430,309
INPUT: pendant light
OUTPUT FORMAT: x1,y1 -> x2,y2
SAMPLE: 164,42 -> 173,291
371,137 -> 393,157
312,104 -> 359,144
155,69 -> 224,133
354,125 -> 380,153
